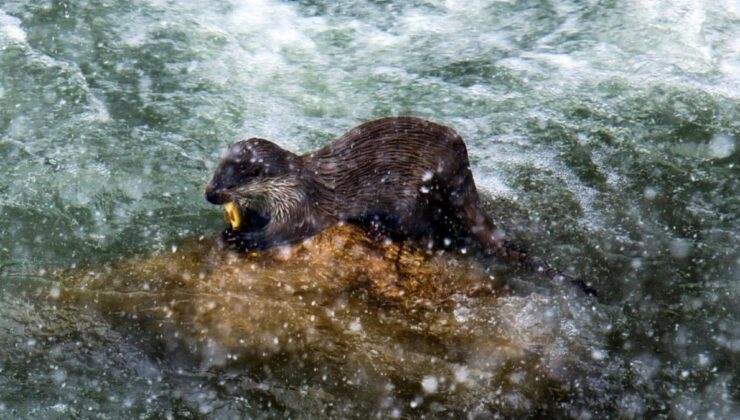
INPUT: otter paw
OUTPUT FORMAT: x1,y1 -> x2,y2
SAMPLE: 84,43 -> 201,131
221,227 -> 235,240
365,220 -> 391,243
220,228 -> 245,249
220,228 -> 264,251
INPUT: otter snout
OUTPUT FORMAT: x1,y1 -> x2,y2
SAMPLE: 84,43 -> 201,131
204,185 -> 232,205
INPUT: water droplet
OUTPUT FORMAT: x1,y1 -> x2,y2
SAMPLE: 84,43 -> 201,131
643,187 -> 657,200
349,318 -> 362,333
591,349 -> 607,361
421,376 -> 438,393
453,306 -> 471,323
453,366 -> 470,383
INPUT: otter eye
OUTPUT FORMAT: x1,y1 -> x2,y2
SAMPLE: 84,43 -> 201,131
238,163 -> 261,178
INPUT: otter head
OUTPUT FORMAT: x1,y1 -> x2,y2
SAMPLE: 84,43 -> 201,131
205,138 -> 302,230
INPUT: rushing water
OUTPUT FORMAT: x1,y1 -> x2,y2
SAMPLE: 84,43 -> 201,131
1,0 -> 738,418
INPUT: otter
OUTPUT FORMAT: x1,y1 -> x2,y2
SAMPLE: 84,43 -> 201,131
205,117 -> 596,296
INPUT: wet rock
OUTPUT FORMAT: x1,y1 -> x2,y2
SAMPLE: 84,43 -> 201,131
50,225 -> 614,417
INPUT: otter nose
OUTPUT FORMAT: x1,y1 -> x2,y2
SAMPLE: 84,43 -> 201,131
204,185 -> 230,205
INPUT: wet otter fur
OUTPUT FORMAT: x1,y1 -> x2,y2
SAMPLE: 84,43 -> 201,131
205,117 -> 596,296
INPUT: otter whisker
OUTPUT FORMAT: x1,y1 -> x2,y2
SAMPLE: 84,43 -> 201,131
233,176 -> 305,224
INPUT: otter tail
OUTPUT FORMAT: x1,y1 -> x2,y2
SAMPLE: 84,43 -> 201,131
459,199 -> 597,297
491,238 -> 597,296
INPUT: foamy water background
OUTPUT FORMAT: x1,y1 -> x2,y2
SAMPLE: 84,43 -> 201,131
0,0 -> 738,417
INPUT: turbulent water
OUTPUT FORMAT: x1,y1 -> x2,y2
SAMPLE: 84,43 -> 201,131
1,0 -> 738,418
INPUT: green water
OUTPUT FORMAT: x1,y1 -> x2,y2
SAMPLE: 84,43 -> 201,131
1,0 -> 738,418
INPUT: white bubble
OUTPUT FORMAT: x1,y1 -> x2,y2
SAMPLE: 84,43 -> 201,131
591,349 -> 607,361
708,134 -> 735,159
51,403 -> 68,413
52,369 -> 66,384
698,353 -> 710,367
669,239 -> 691,259
631,354 -> 660,382
508,371 -> 525,385
493,228 -> 506,240
421,171 -> 433,181
120,178 -> 145,200
618,394 -> 646,418
49,285 -> 60,299
421,376 -> 438,393
453,306 -> 471,323
453,366 -> 470,383
643,187 -> 657,200
349,318 -> 362,333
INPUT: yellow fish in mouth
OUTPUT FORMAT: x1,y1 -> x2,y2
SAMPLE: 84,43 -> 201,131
223,202 -> 241,229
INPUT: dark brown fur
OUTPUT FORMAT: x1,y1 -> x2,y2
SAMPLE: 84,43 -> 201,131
205,117 -> 596,296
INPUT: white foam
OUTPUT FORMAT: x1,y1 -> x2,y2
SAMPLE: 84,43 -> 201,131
708,134 -> 735,159
0,10 -> 27,43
